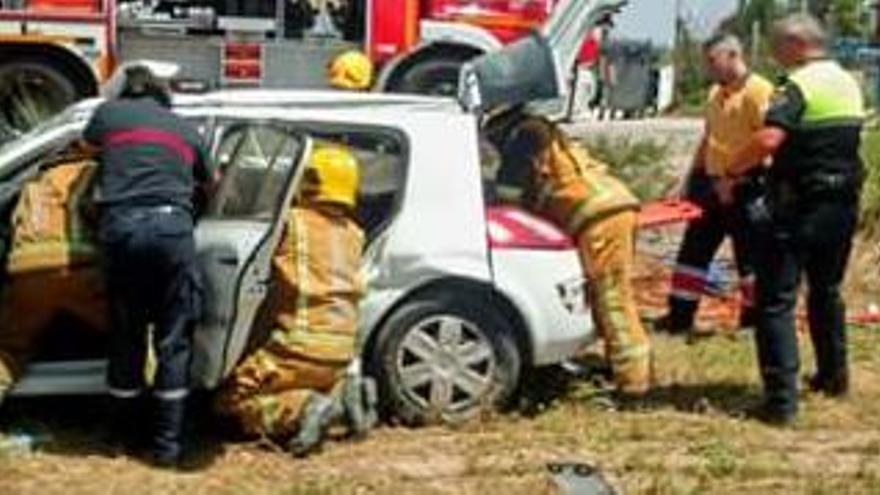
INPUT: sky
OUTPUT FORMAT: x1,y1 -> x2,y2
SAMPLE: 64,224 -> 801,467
613,0 -> 740,46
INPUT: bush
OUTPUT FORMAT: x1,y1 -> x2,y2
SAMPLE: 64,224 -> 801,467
578,135 -> 677,201
860,125 -> 880,238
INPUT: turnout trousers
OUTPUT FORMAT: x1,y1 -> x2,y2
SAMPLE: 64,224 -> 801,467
577,210 -> 651,394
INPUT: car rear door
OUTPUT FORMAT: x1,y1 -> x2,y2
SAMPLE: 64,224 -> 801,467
192,118 -> 312,388
457,0 -> 627,112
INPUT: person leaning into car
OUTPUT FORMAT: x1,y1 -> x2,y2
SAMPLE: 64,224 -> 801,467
726,14 -> 865,424
83,63 -> 216,467
499,116 -> 651,397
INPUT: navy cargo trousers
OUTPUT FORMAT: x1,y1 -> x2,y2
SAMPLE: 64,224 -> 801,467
99,205 -> 202,404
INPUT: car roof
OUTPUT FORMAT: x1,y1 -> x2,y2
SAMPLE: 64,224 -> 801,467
173,89 -> 464,114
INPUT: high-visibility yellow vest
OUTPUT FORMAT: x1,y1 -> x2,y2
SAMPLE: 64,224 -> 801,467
788,60 -> 864,127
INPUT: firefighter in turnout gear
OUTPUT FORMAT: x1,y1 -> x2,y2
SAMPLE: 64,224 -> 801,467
500,117 -> 651,396
216,144 -> 377,457
727,14 -> 865,424
0,154 -> 108,407
655,34 -> 774,336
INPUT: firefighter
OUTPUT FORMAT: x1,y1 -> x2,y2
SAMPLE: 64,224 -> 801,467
654,33 -> 774,336
327,50 -> 374,91
215,144 -> 376,457
0,154 -> 108,407
84,63 -> 216,466
500,117 -> 651,397
727,14 -> 865,424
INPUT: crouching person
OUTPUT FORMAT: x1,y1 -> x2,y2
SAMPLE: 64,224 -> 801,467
501,117 -> 652,397
216,145 -> 377,457
0,156 -> 108,406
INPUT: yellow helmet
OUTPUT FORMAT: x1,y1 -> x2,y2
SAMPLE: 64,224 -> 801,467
301,145 -> 360,208
327,50 -> 374,90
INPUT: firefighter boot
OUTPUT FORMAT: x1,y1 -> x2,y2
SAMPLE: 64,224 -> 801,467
287,393 -> 341,458
106,396 -> 149,454
341,375 -> 379,439
151,398 -> 187,468
613,351 -> 653,400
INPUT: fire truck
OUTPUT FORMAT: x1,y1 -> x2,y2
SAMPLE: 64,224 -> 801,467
0,0 -> 602,139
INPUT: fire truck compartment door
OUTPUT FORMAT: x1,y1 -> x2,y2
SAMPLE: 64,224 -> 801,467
457,0 -> 627,112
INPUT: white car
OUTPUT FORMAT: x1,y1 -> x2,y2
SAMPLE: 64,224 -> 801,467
2,0 -> 627,424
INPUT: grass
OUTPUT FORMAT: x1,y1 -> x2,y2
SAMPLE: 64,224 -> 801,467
3,328 -> 880,494
579,135 -> 677,201
860,124 -> 880,239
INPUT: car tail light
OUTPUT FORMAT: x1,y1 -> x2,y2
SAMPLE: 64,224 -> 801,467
486,206 -> 574,250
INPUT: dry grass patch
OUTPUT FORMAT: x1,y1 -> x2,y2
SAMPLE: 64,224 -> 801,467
2,330 -> 880,494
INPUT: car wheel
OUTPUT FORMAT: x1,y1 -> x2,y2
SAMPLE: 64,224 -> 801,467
391,57 -> 466,97
372,292 -> 521,425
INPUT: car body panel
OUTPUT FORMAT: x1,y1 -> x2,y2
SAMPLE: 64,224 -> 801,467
490,248 -> 593,366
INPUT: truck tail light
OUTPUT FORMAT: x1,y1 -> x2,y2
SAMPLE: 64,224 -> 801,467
487,206 -> 574,251
222,42 -> 263,84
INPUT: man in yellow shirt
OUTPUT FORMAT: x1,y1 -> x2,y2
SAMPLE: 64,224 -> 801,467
655,33 -> 774,335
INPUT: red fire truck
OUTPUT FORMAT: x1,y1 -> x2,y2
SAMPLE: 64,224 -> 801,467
0,0 -> 602,138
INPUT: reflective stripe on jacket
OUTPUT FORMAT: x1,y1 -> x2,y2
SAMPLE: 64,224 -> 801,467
268,206 -> 365,364
532,142 -> 639,235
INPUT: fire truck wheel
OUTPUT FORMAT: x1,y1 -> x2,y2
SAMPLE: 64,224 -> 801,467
0,59 -> 79,139
393,57 -> 467,97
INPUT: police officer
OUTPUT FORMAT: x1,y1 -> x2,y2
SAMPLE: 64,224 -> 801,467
728,14 -> 865,424
84,63 -> 215,465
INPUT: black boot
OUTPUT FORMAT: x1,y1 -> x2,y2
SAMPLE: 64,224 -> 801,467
151,397 -> 187,469
651,312 -> 693,335
106,396 -> 148,454
808,370 -> 849,398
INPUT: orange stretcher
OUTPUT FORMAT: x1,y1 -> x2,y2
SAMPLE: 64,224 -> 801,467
637,199 -> 703,229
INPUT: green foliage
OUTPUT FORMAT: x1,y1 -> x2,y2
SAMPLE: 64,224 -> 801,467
579,135 -> 676,201
673,21 -> 710,115
860,125 -> 880,237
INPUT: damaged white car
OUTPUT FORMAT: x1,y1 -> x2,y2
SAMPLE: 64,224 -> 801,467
2,0 -> 626,424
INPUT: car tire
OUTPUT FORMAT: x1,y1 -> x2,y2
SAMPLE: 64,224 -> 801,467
391,57 -> 467,97
371,291 -> 522,426
0,58 -> 80,139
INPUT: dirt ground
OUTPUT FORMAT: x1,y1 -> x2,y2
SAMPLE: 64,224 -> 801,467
3,325 -> 880,495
